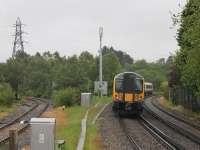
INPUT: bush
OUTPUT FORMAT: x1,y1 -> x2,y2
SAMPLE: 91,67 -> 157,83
52,88 -> 80,107
0,83 -> 15,105
161,81 -> 169,99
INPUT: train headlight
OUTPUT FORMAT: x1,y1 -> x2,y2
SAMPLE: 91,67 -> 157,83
115,94 -> 119,100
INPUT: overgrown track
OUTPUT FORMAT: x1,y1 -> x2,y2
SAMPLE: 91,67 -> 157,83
0,100 -> 38,130
0,98 -> 49,144
144,97 -> 200,146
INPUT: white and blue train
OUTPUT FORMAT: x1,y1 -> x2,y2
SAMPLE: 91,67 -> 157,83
144,82 -> 153,96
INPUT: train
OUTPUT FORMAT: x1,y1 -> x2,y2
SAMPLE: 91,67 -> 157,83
112,72 -> 144,115
144,82 -> 153,96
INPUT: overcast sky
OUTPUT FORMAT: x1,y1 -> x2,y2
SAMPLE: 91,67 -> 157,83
0,0 -> 186,62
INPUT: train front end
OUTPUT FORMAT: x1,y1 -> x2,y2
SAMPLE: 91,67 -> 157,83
112,72 -> 144,115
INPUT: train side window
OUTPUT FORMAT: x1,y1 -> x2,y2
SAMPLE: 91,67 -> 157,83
135,79 -> 143,94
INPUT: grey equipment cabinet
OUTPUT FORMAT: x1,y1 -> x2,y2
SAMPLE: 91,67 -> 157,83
81,93 -> 91,107
30,118 -> 56,150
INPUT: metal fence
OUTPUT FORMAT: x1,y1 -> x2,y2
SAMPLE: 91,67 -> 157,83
169,86 -> 200,112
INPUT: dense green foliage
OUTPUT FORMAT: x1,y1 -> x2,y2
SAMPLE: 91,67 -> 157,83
0,83 -> 15,105
124,58 -> 172,90
102,46 -> 133,66
0,45 -> 170,106
102,46 -> 170,91
160,81 -> 169,99
103,52 -> 122,93
171,0 -> 200,97
52,88 -> 79,106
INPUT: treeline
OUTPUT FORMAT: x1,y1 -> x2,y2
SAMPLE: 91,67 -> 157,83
169,0 -> 200,99
0,46 -> 170,106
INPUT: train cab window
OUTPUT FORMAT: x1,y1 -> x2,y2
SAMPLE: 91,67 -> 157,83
123,74 -> 135,93
135,79 -> 143,94
115,78 -> 123,92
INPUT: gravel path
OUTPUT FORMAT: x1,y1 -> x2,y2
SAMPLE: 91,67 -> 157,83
99,104 -> 133,150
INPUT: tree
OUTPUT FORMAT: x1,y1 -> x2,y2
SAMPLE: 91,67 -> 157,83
102,52 -> 122,93
22,54 -> 52,97
78,51 -> 97,91
0,83 -> 15,105
102,46 -> 133,66
5,58 -> 27,99
124,59 -> 168,90
175,0 -> 200,96
156,58 -> 165,65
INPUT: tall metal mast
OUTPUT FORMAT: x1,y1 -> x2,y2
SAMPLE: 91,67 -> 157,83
12,17 -> 24,58
99,27 -> 103,97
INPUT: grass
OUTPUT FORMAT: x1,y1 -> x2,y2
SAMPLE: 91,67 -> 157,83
84,96 -> 112,150
43,96 -> 112,150
57,106 -> 87,150
43,106 -> 87,150
84,123 -> 102,150
0,101 -> 21,119
159,97 -> 200,121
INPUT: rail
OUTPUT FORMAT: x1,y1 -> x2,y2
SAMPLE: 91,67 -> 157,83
119,118 -> 142,150
0,98 -> 49,144
144,99 -> 200,145
139,115 -> 184,150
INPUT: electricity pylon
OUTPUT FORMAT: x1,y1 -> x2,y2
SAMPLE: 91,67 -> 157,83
12,17 -> 25,58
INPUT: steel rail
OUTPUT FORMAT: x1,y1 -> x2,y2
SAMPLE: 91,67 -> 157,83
144,102 -> 200,145
139,115 -> 184,150
0,99 -> 38,130
119,118 -> 142,150
0,98 -> 49,144
151,98 -> 200,130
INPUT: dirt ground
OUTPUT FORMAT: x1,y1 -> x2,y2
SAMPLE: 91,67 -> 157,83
42,106 -> 68,127
22,107 -> 67,150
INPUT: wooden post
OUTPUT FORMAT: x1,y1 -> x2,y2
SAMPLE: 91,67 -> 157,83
9,128 -> 18,150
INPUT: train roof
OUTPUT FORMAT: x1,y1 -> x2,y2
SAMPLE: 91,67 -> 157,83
144,82 -> 153,85
114,72 -> 144,79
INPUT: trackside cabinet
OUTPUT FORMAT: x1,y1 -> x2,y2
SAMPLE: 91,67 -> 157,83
81,93 -> 91,107
30,118 -> 56,150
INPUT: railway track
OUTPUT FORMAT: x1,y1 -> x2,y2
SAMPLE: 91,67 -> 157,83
151,98 -> 200,130
0,101 -> 38,130
139,115 -> 183,150
144,97 -> 200,149
0,98 -> 49,144
100,102 -> 199,149
119,119 -> 142,150
119,116 -> 176,150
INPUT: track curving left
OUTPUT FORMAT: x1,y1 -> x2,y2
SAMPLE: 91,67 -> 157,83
0,98 -> 49,145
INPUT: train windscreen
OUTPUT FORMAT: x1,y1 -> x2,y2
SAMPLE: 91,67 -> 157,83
135,78 -> 143,94
115,74 -> 143,93
115,78 -> 123,92
123,75 -> 135,93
